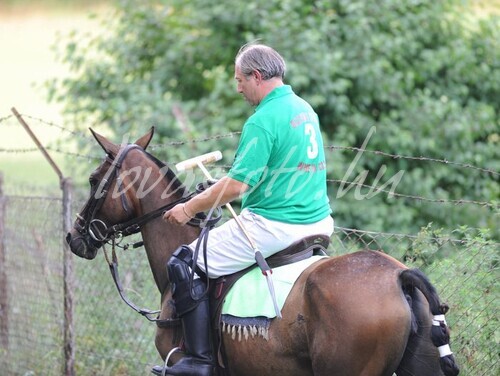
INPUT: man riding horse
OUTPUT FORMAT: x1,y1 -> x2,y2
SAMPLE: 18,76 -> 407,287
159,42 -> 334,376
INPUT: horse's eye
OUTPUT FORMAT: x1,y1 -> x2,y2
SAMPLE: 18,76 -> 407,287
89,177 -> 98,186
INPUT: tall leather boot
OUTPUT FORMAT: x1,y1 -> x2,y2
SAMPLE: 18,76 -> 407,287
152,246 -> 214,376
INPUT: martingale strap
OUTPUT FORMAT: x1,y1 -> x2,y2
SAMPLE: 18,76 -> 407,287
104,242 -> 179,328
103,203 -> 221,326
104,214 -> 221,328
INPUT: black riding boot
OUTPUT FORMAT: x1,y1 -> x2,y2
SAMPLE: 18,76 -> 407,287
152,246 -> 214,376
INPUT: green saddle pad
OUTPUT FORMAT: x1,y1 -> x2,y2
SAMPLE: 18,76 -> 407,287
221,255 -> 326,319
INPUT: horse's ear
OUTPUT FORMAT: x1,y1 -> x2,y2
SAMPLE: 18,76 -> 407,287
89,128 -> 120,157
135,126 -> 155,150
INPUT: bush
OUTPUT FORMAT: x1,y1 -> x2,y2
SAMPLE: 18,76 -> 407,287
47,0 -> 499,235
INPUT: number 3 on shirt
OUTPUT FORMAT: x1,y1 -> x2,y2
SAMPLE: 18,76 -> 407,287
304,123 -> 319,159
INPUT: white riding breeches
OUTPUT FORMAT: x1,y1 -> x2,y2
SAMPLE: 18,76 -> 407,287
189,208 -> 334,279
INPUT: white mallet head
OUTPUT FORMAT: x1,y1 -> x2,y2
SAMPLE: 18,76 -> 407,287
175,151 -> 222,172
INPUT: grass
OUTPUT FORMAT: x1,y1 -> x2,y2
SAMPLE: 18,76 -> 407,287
0,119 -> 70,195
0,2 -> 109,195
0,154 -> 61,195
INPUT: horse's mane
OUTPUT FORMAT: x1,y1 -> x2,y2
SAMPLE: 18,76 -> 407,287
143,149 -> 191,197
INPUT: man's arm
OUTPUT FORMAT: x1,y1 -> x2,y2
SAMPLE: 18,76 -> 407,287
163,176 -> 249,225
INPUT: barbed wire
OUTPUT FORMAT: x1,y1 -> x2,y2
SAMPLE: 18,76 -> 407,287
0,146 -> 102,161
149,131 -> 242,149
2,128 -> 497,178
327,179 -> 497,208
168,162 -> 497,208
0,147 -> 39,153
334,226 -> 497,246
0,114 -> 13,122
326,145 -> 499,177
18,114 -> 95,140
2,113 -> 498,176
0,155 -> 496,209
1,113 -> 498,209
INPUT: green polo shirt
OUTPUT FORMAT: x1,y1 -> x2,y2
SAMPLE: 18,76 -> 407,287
228,85 -> 331,224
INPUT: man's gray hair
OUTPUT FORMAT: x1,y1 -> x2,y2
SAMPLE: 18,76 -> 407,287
235,43 -> 286,80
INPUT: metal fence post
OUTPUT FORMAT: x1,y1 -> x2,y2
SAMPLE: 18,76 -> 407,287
0,173 -> 9,355
11,108 -> 75,375
62,177 -> 75,376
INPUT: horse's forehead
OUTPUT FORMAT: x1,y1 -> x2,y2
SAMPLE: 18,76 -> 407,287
89,165 -> 102,179
90,156 -> 113,176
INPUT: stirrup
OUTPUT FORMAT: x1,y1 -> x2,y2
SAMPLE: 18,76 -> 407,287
151,347 -> 182,376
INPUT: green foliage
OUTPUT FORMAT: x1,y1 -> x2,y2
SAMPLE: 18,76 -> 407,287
47,0 -> 499,235
421,227 -> 499,375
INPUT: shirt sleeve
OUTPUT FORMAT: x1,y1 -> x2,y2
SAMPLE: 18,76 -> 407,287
227,122 -> 275,187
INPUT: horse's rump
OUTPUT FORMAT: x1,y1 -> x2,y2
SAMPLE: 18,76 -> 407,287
221,250 -> 413,376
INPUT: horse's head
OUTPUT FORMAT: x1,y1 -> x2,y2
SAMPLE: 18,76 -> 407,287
66,127 -> 155,259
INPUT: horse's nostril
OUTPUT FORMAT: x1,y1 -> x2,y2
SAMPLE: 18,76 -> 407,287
66,232 -> 72,244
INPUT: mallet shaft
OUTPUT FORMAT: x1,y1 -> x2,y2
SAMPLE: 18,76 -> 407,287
175,151 -> 282,318
195,161 -> 257,249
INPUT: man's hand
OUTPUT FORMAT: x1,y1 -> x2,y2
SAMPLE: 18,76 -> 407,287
163,176 -> 249,226
163,203 -> 193,226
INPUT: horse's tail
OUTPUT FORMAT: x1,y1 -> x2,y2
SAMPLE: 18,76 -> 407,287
399,268 -> 460,376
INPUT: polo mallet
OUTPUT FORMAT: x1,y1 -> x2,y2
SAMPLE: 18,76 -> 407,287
176,151 -> 282,319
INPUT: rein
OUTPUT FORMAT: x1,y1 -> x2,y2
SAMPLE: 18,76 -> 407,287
104,188 -> 221,239
100,193 -> 194,239
77,143 -> 221,326
103,240 -> 181,328
102,201 -> 221,327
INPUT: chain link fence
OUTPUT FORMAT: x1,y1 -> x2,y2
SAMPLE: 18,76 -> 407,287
0,187 -> 497,375
0,191 -> 160,375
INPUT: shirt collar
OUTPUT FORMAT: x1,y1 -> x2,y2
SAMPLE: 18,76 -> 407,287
255,85 -> 292,112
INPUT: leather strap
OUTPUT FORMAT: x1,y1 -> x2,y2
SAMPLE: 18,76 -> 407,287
267,234 -> 330,268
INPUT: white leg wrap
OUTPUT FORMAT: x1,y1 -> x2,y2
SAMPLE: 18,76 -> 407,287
432,314 -> 447,326
438,344 -> 453,357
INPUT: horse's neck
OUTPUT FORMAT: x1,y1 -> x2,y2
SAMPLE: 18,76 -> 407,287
133,165 -> 200,292
141,219 -> 199,292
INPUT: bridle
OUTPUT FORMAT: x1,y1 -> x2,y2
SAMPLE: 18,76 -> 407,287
74,143 -> 219,248
74,144 -> 133,247
73,143 -> 221,324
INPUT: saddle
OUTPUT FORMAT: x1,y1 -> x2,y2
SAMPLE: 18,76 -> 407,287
208,234 -> 330,375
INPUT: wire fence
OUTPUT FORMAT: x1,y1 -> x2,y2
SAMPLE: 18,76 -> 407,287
1,112 -> 498,208
0,112 -> 498,375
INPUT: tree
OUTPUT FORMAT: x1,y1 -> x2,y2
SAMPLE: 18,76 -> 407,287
47,0 -> 499,235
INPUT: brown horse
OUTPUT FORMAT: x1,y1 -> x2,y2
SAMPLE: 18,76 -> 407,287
66,128 -> 460,376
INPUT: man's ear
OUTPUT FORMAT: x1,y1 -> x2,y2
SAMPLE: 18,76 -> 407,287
253,69 -> 262,82
89,128 -> 120,157
135,127 -> 154,150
